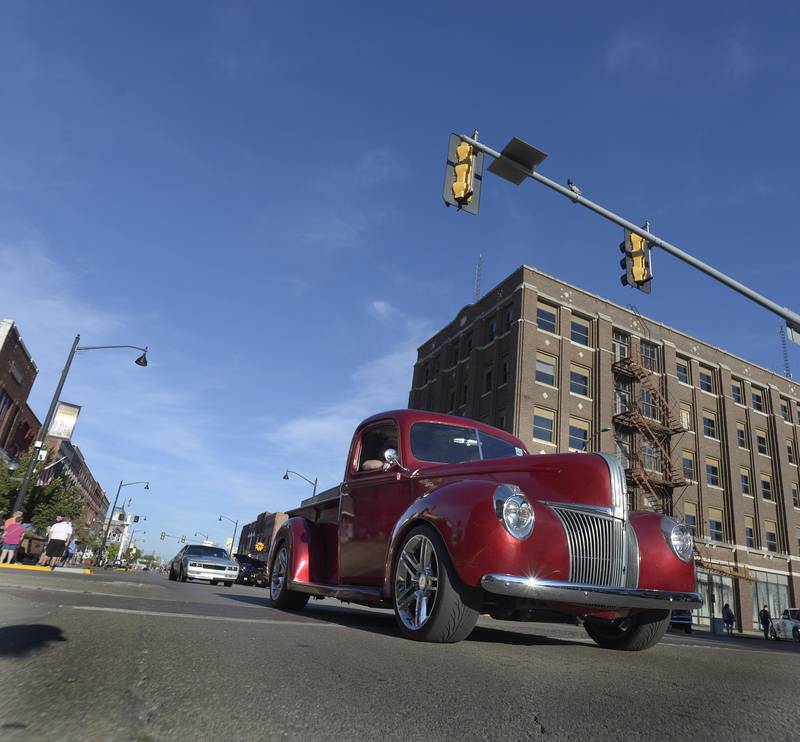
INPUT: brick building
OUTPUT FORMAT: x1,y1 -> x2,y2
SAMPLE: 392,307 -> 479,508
409,265 -> 800,633
0,319 -> 40,464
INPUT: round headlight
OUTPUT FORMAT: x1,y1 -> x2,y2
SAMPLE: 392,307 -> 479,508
494,484 -> 535,540
662,519 -> 694,562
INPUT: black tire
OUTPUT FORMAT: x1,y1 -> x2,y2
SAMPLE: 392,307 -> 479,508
392,524 -> 478,643
269,542 -> 309,610
769,626 -> 778,640
584,610 -> 670,651
178,565 -> 187,583
684,626 -> 692,635
224,581 -> 233,587
792,627 -> 799,643
168,567 -> 177,581
210,580 -> 218,586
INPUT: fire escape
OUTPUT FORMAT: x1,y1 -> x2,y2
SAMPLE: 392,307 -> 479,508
612,351 -> 686,514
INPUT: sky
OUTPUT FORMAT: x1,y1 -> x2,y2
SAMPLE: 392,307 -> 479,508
1,1 -> 799,558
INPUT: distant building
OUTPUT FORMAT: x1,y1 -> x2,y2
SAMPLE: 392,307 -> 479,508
0,319 -> 40,465
409,265 -> 800,633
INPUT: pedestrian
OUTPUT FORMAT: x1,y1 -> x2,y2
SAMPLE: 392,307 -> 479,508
37,515 -> 73,568
60,537 -> 78,567
0,515 -> 25,564
4,510 -> 23,529
722,602 -> 735,636
758,604 -> 772,640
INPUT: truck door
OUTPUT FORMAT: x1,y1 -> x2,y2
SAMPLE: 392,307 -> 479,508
338,420 -> 411,586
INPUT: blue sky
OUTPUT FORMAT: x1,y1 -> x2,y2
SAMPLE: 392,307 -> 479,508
1,1 -> 799,557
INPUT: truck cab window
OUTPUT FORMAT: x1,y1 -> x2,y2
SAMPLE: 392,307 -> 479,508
357,423 -> 399,472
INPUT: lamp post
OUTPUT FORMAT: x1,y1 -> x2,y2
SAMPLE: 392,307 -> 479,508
12,335 -> 148,516
194,530 -> 209,541
97,480 -> 149,564
282,469 -> 318,497
589,427 -> 612,451
218,515 -> 238,556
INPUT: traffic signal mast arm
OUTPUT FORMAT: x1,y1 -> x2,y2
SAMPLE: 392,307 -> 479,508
458,132 -> 800,339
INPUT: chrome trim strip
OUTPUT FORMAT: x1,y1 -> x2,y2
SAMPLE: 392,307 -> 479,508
540,501 -> 615,517
593,452 -> 627,521
481,574 -> 703,610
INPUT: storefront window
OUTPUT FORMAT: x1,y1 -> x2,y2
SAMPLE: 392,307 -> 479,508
750,570 -> 790,631
694,570 -> 735,628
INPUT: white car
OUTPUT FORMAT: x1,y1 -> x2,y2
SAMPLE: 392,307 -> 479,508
168,544 -> 240,586
770,608 -> 800,642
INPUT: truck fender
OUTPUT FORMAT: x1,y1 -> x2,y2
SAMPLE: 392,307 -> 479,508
267,516 -> 312,584
382,478 -> 500,597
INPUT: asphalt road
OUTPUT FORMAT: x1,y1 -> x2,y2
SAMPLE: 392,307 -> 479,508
0,569 -> 797,742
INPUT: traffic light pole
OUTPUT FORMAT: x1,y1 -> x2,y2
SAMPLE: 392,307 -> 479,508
458,133 -> 800,338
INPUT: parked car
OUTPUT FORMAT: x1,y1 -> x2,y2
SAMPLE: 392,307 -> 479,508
265,410 -> 702,650
168,544 -> 240,586
769,608 -> 800,642
233,553 -> 268,586
669,609 -> 692,634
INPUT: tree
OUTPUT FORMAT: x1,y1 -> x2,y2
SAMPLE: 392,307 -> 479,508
123,546 -> 141,564
106,543 -> 120,562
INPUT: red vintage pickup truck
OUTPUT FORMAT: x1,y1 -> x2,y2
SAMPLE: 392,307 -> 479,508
268,409 -> 701,650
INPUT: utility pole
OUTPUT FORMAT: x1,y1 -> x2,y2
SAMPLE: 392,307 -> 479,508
449,131 -> 800,342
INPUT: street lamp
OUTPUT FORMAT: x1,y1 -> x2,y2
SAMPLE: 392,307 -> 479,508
282,469 -> 317,497
194,530 -> 209,541
589,427 -> 612,450
11,335 -> 149,516
96,480 -> 149,564
218,515 -> 238,557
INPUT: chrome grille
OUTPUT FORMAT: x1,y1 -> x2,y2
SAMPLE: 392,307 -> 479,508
202,563 -> 226,571
552,507 -> 625,587
625,522 -> 640,588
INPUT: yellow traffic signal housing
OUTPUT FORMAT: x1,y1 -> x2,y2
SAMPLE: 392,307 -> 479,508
443,133 -> 483,215
619,228 -> 653,293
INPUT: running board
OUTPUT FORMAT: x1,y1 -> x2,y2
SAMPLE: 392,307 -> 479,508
288,581 -> 383,603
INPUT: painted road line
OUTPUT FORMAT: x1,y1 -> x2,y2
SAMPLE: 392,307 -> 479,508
66,605 -> 343,626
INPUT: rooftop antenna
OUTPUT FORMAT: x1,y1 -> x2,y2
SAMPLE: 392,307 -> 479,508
779,323 -> 792,378
473,253 -> 483,303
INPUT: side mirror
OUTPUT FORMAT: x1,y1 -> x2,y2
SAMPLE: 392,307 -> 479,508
384,449 -> 400,467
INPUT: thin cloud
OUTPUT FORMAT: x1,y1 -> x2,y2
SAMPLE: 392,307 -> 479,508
720,40 -> 771,80
604,30 -> 663,73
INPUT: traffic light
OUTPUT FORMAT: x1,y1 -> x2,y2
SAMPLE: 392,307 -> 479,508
619,228 -> 652,293
180,535 -> 186,543
133,515 -> 140,523
160,531 -> 165,541
443,133 -> 483,215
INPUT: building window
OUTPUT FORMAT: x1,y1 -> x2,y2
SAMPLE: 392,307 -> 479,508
708,508 -> 724,542
641,389 -> 659,420
640,341 -> 660,373
752,388 -> 765,413
682,451 -> 695,482
756,431 -> 769,456
676,358 -> 690,384
612,330 -> 629,362
737,423 -> 748,449
642,441 -> 661,473
466,334 -> 473,354
680,402 -> 694,432
740,468 -> 751,496
462,381 -> 469,405
698,367 -> 714,393
451,343 -> 459,365
761,475 -> 773,501
537,303 -> 558,334
780,399 -> 790,421
497,414 -> 506,430
765,521 -> 778,552
614,378 -> 630,414
569,365 -> 590,397
706,458 -> 720,487
533,408 -> 556,444
684,502 -> 697,536
731,379 -> 743,405
568,419 -> 589,452
484,368 -> 493,394
788,440 -> 797,465
487,318 -> 496,342
570,317 -> 590,346
615,431 -> 632,468
448,391 -> 455,412
744,516 -> 755,548
535,354 -> 557,387
500,359 -> 509,386
793,483 -> 800,509
503,304 -> 514,332
702,410 -> 718,439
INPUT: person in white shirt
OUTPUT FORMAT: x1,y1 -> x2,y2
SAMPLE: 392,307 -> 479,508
37,515 -> 73,567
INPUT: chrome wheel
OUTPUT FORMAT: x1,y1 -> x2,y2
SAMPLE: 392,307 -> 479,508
394,533 -> 439,631
270,545 -> 288,601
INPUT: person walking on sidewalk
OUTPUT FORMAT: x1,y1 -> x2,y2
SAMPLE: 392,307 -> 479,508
722,603 -> 736,636
0,515 -> 25,564
37,515 -> 73,568
758,605 -> 772,639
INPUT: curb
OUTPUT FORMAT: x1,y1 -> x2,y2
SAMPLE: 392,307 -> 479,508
0,563 -> 93,574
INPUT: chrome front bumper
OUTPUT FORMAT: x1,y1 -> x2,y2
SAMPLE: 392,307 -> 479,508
186,568 -> 239,581
481,574 -> 703,611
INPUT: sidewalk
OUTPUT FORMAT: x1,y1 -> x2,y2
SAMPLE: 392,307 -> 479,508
672,625 -> 798,649
0,563 -> 93,575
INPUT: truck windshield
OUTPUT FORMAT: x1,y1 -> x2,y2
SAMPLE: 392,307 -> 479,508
410,422 -> 525,464
185,546 -> 229,559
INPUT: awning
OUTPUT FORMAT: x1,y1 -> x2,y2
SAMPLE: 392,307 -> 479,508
696,559 -> 755,582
